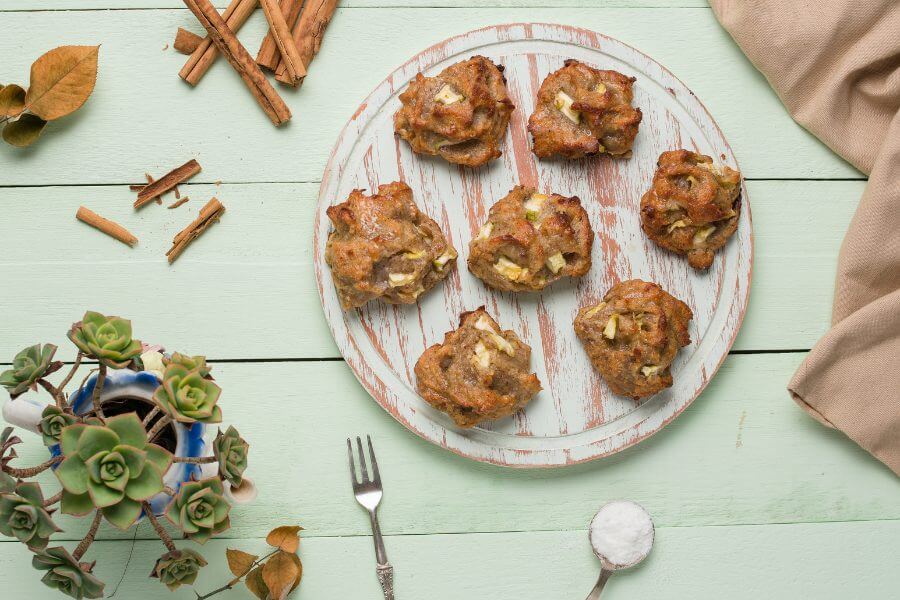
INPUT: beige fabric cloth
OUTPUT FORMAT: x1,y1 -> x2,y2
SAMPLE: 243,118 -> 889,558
710,0 -> 900,475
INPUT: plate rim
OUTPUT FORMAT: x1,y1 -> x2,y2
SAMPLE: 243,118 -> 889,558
314,22 -> 754,468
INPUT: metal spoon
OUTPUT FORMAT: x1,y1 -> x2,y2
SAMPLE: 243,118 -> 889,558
584,500 -> 655,599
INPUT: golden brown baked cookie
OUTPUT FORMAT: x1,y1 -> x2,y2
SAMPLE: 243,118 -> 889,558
325,181 -> 457,310
415,308 -> 541,428
574,280 -> 692,400
527,59 -> 642,159
467,186 -> 594,292
394,56 -> 515,168
640,149 -> 742,269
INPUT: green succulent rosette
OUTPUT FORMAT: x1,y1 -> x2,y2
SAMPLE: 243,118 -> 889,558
0,427 -> 20,493
0,482 -> 61,549
39,405 -> 78,447
0,343 -> 61,398
32,546 -> 105,599
153,364 -> 222,424
150,548 -> 208,591
55,414 -> 172,530
213,426 -> 249,487
164,352 -> 212,377
67,311 -> 142,369
166,478 -> 231,544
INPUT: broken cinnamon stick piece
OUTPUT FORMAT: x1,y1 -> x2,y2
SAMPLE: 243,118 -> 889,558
166,197 -> 226,263
76,206 -> 138,247
257,0 -> 304,71
274,0 -> 338,87
174,28 -> 204,55
168,197 -> 190,209
259,0 -> 306,84
180,0 -> 257,86
135,160 -> 201,209
183,0 -> 291,125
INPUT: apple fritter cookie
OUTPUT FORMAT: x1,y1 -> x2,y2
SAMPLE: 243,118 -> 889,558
574,280 -> 693,400
467,186 -> 594,292
394,55 -> 515,168
415,308 -> 542,428
527,59 -> 642,159
325,181 -> 457,310
640,149 -> 742,269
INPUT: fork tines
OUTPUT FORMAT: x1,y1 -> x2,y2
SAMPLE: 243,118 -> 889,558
347,435 -> 382,487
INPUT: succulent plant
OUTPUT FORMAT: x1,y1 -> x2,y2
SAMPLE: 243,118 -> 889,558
0,427 -> 22,493
67,311 -> 142,369
39,405 -> 79,447
0,343 -> 61,398
166,478 -> 231,544
0,481 -> 61,549
55,414 -> 172,529
153,364 -> 222,424
164,352 -> 212,378
32,546 -> 105,599
151,548 -> 208,591
213,426 -> 249,487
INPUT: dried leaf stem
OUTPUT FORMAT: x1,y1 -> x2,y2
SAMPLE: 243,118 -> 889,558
91,364 -> 107,418
142,503 -> 176,553
141,406 -> 161,428
43,491 -> 63,507
173,455 -> 217,464
38,379 -> 65,408
72,511 -> 104,561
194,548 -> 280,600
57,353 -> 83,396
147,416 -> 173,442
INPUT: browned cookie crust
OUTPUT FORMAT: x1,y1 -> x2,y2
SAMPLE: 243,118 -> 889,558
640,150 -> 742,269
467,186 -> 594,292
415,308 -> 542,428
394,56 -> 515,168
527,59 -> 642,159
325,181 -> 457,310
574,279 -> 693,399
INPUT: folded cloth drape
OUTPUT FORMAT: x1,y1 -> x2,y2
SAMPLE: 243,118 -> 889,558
709,0 -> 900,475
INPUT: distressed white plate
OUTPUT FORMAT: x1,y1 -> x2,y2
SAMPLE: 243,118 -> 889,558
314,23 -> 752,467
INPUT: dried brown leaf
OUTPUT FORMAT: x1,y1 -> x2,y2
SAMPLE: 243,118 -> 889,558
288,552 -> 303,592
225,548 -> 258,578
245,565 -> 269,600
3,114 -> 47,147
262,551 -> 299,600
0,84 -> 26,117
25,45 -> 99,121
266,525 -> 302,553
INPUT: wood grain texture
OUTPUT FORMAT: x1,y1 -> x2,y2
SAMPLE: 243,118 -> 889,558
315,23 -> 751,466
0,1 -> 710,9
0,8 -> 859,186
6,356 -> 897,543
1,520 -> 898,599
0,180 -> 857,361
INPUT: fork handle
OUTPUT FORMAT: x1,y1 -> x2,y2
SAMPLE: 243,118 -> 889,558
376,563 -> 394,600
369,510 -> 389,564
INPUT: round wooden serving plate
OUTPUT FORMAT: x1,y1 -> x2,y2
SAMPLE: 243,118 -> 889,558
314,23 -> 752,468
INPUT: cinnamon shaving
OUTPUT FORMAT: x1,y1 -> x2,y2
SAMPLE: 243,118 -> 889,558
134,159 -> 201,209
174,27 -> 204,55
166,197 -> 226,263
168,197 -> 190,209
76,206 -> 138,247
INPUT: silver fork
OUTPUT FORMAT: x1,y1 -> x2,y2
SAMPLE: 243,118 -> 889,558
347,435 -> 394,600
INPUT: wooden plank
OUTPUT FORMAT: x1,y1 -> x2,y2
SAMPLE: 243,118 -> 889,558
0,8 -> 858,186
0,180 -> 859,360
5,354 -> 898,543
1,1 -> 709,10
0,520 -> 897,598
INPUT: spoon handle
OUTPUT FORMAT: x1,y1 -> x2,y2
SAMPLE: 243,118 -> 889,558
584,569 -> 613,600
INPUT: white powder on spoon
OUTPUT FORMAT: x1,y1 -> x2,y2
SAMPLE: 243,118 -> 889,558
589,500 -> 654,568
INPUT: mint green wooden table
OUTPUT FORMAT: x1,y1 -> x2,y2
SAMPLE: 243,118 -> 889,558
1,2 -> 898,598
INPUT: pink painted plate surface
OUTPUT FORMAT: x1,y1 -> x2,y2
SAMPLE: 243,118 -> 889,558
314,23 -> 752,467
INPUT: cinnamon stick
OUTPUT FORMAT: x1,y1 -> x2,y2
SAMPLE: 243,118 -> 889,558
179,0 -> 257,86
134,160 -> 201,209
166,198 -> 226,263
174,28 -> 204,55
76,206 -> 138,247
257,0 -> 304,71
183,0 -> 292,126
258,0 -> 306,85
168,197 -> 190,209
274,0 -> 338,87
